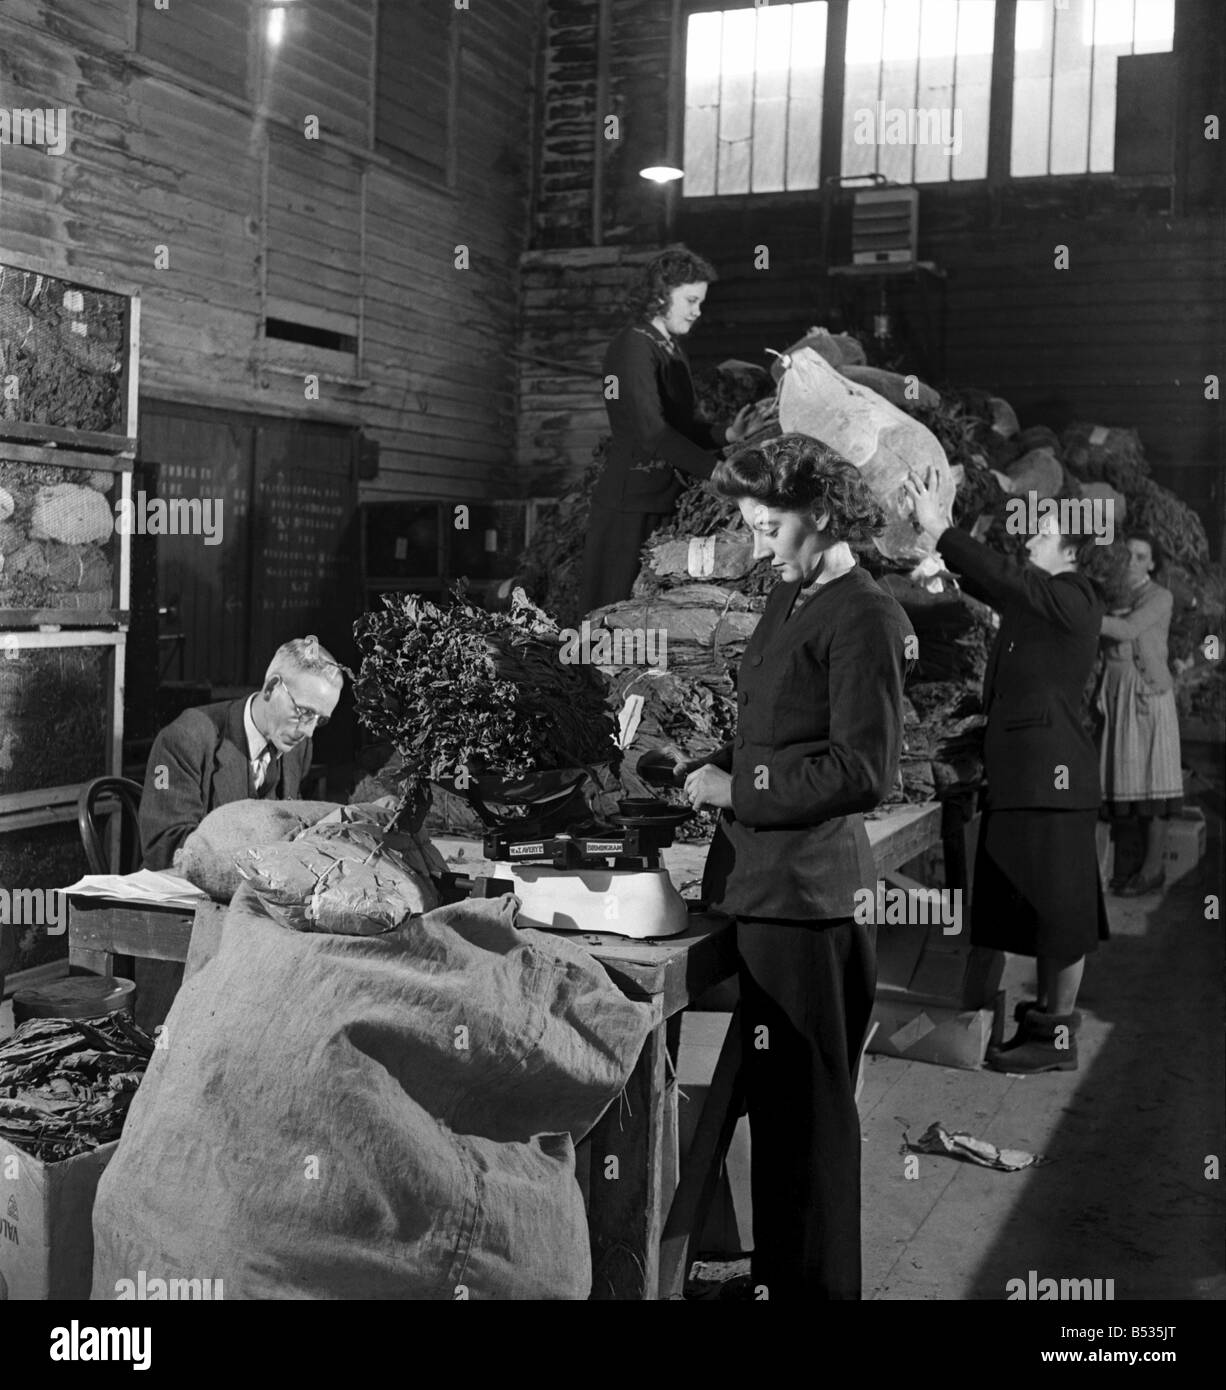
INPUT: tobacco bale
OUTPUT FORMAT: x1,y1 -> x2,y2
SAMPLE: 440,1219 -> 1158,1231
646,531 -> 757,582
1061,422 -> 1150,494
174,800 -> 340,904
1017,425 -> 1062,455
1003,447 -> 1064,501
989,397 -> 1019,438
30,483 -> 113,544
590,586 -> 763,653
235,822 -> 439,935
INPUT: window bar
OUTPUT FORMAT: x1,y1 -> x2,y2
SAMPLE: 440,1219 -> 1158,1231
1046,0 -> 1057,175
715,9 -> 725,196
782,2 -> 795,191
950,0 -> 962,183
906,0 -> 917,183
749,6 -> 760,193
876,0 -> 888,176
1090,0 -> 1109,172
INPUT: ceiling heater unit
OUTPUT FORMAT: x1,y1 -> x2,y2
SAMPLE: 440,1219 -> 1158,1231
851,187 -> 919,267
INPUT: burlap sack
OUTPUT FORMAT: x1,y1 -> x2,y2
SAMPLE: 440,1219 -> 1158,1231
91,891 -> 656,1300
778,346 -> 954,563
174,799 -> 338,902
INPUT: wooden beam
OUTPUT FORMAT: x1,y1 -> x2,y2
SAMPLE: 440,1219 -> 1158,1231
592,0 -> 613,247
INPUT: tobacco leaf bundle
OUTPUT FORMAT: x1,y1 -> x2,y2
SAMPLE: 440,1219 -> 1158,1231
352,586 -> 618,798
0,1014 -> 154,1162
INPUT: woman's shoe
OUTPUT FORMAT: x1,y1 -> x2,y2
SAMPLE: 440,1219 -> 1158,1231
1013,1000 -> 1082,1030
1117,868 -> 1166,897
987,1010 -> 1079,1073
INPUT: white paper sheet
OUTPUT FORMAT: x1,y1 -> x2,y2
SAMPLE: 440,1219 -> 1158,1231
57,870 -> 207,909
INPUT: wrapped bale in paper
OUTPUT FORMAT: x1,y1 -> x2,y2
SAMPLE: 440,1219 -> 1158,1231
174,799 -> 339,903
778,346 -> 955,563
235,820 -> 441,935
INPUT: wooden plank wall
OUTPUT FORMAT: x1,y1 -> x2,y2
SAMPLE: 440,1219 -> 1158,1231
0,0 -> 544,503
523,0 -> 1226,553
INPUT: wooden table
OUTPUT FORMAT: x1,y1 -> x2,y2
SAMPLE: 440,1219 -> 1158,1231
66,800 -> 947,1301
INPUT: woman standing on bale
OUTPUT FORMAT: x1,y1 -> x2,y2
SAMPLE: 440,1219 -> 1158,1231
905,465 -> 1132,1076
680,434 -> 914,1301
578,246 -> 761,613
1096,530 -> 1183,896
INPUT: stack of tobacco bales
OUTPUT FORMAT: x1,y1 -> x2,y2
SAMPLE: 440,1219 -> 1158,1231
516,330 -> 1223,831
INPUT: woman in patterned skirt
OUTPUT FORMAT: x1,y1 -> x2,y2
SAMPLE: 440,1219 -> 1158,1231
1097,530 -> 1183,896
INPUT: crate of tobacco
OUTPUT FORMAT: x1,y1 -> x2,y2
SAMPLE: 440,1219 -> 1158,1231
0,1013 -> 154,1300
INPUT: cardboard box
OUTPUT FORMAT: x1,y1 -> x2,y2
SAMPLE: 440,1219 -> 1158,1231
868,991 -> 1004,1071
1099,808 -> 1206,887
1163,808 -> 1206,883
0,1139 -> 118,1300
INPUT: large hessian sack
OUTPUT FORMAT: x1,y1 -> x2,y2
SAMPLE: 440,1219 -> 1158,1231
778,346 -> 955,562
173,799 -> 338,903
90,889 -> 654,1300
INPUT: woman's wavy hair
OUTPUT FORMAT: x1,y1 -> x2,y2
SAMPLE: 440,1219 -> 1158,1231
711,432 -> 886,546
1124,528 -> 1163,571
625,247 -> 718,321
1066,535 -> 1134,611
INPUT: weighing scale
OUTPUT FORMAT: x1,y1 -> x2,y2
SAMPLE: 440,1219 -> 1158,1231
433,765 -> 694,940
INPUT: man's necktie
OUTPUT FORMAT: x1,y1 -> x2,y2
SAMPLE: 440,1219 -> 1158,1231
254,740 -> 279,795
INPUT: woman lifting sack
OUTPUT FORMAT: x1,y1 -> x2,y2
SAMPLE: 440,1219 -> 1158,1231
680,433 -> 915,1301
905,465 -> 1131,1075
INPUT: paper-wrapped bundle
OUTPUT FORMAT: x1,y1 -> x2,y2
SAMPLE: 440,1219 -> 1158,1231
174,799 -> 339,902
235,820 -> 440,935
778,346 -> 955,562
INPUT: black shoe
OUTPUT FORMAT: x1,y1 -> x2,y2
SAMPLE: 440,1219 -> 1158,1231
987,1010 -> 1079,1073
1013,999 -> 1083,1030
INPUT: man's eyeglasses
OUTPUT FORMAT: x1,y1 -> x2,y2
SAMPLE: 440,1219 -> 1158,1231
273,676 -> 330,728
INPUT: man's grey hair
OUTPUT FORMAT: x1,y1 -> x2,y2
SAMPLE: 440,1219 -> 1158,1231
264,635 -> 347,689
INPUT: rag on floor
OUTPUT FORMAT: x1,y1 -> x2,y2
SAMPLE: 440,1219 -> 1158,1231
90,886 -> 655,1300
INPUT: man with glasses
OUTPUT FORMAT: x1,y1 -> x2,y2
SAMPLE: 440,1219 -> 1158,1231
139,636 -> 346,871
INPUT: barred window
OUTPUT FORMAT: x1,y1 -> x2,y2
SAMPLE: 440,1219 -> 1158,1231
683,2 -> 829,197
1011,0 -> 1175,176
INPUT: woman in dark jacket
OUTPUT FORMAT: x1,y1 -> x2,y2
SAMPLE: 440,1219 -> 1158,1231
905,464 -> 1131,1074
681,434 -> 914,1301
578,247 -> 759,613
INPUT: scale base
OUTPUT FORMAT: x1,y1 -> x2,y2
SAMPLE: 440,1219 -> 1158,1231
507,866 -> 690,940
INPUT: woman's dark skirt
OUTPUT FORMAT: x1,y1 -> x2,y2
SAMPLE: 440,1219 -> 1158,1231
970,808 -> 1110,961
578,503 -> 670,613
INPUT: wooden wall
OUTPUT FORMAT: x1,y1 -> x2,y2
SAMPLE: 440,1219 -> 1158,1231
0,0 -> 544,503
522,0 -> 1226,552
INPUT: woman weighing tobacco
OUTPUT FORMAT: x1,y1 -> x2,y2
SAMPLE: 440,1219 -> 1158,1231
680,434 -> 914,1301
578,247 -> 765,612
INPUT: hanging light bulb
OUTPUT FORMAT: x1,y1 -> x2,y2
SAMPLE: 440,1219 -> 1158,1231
639,166 -> 685,184
267,6 -> 287,46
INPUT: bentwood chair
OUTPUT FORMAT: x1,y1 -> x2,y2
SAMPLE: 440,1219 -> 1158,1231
77,776 -> 145,875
